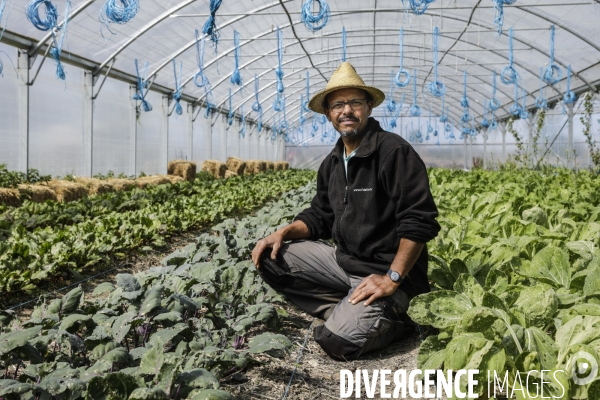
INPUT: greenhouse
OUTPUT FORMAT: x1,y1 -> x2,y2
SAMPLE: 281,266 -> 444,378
1,0 -> 600,399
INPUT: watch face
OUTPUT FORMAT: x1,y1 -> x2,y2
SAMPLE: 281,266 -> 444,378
390,271 -> 401,282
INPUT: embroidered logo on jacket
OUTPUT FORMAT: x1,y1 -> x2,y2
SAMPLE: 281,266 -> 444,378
353,188 -> 373,192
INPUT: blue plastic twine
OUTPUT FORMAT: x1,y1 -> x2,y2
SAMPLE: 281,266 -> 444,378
227,88 -> 234,126
240,105 -> 246,138
543,26 -> 562,86
460,71 -> 469,108
481,99 -> 490,128
193,30 -> 208,87
395,28 -> 410,88
99,0 -> 139,35
387,70 -> 397,113
302,72 -> 310,112
510,82 -> 522,116
299,94 -> 306,125
172,59 -> 183,116
563,65 -> 576,104
409,70 -> 421,117
520,88 -> 528,119
535,67 -> 548,110
133,59 -> 152,112
500,27 -> 519,85
489,71 -> 501,111
301,0 -> 330,32
389,94 -> 405,129
492,0 -> 516,36
252,74 -> 263,114
275,27 -> 284,94
26,0 -> 57,31
342,27 -> 347,62
203,81 -> 215,118
203,0 -> 222,49
49,0 -> 70,80
439,95 -> 448,123
428,26 -> 445,97
230,30 -> 242,86
407,0 -> 435,15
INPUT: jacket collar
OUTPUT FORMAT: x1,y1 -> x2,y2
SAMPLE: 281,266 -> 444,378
331,117 -> 381,160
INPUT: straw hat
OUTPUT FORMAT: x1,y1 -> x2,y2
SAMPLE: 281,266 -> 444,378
308,62 -> 385,115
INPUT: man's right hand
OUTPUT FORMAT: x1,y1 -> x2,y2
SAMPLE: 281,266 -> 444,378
251,231 -> 285,269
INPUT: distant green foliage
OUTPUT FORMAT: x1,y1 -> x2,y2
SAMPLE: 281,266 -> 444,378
0,164 -> 51,188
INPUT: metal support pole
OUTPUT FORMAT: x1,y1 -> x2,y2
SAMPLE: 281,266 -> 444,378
567,102 -> 574,169
187,103 -> 194,162
501,122 -> 507,164
464,136 -> 468,170
83,71 -> 94,177
161,95 -> 170,172
129,85 -> 138,177
483,130 -> 487,170
17,50 -> 31,175
469,135 -> 473,169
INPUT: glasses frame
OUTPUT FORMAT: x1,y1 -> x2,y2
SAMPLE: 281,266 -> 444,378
327,98 -> 371,113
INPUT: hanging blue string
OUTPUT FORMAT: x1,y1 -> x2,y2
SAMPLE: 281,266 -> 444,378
133,59 -> 152,112
26,0 -> 57,31
311,113 -> 318,137
302,72 -> 310,112
543,26 -> 562,86
407,0 -> 435,15
230,30 -> 242,86
481,99 -> 490,128
171,59 -> 183,116
299,94 -> 306,125
99,0 -> 139,35
387,70 -> 397,113
273,93 -> 284,112
301,0 -> 330,32
489,70 -> 501,111
389,94 -> 405,129
439,94 -> 448,123
535,66 -> 548,110
428,26 -> 445,97
203,0 -> 222,49
395,28 -> 410,88
0,0 -> 10,39
49,0 -> 70,80
427,106 -> 434,135
460,71 -> 469,108
227,88 -> 234,126
492,0 -> 516,36
203,82 -> 215,118
280,95 -> 289,133
275,27 -> 284,94
563,64 -> 576,104
520,87 -> 529,119
251,74 -> 263,132
409,70 -> 421,117
500,27 -> 519,85
341,27 -> 347,62
510,82 -> 522,116
193,30 -> 209,88
240,105 -> 246,138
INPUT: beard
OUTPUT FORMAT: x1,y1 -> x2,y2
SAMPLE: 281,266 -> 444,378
338,128 -> 360,138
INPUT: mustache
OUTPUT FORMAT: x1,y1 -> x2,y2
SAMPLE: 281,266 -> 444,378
337,116 -> 359,123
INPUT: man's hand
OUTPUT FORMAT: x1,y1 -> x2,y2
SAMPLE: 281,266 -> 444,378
348,274 -> 400,306
251,231 -> 285,269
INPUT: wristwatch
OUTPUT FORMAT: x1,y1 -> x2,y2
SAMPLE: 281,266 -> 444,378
386,269 -> 403,284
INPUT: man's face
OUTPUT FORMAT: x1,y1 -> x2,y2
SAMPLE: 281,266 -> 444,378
324,88 -> 373,138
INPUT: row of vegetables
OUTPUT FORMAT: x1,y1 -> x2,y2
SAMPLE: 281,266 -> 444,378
0,170 -> 316,293
0,180 -> 318,399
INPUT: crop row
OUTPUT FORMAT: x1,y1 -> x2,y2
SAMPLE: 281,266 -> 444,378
0,181 -> 318,400
0,170 -> 316,293
410,168 -> 600,399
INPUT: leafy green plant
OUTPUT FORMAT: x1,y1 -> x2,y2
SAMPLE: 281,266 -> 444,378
581,92 -> 600,170
0,165 -> 51,188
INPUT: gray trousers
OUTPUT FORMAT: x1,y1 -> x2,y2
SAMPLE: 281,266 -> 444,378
258,240 -> 409,361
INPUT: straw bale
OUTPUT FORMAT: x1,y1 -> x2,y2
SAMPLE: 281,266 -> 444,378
256,161 -> 267,173
265,161 -> 275,171
135,175 -> 172,189
0,188 -> 21,207
105,179 -> 136,192
166,175 -> 185,184
47,180 -> 89,203
243,160 -> 257,176
18,184 -> 58,203
224,170 -> 238,179
74,177 -> 115,195
275,161 -> 289,171
168,160 -> 197,182
226,157 -> 246,176
201,160 -> 227,179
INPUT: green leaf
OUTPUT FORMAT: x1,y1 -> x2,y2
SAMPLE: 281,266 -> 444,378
189,389 -> 235,400
92,282 -> 116,296
408,290 -> 473,330
175,369 -> 220,398
128,387 -> 169,400
0,326 -> 42,356
417,335 -> 449,370
523,327 -> 558,371
512,286 -> 558,328
86,372 -> 145,400
111,312 -> 137,343
101,347 -> 132,365
139,347 -> 165,376
59,314 -> 94,333
247,333 -> 292,356
555,316 -> 600,362
140,287 -> 163,316
116,274 -> 142,292
520,246 -> 571,289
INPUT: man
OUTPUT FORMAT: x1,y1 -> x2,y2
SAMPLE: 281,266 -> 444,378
251,62 -> 440,361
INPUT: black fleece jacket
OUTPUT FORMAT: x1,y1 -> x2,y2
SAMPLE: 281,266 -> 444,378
294,118 -> 440,298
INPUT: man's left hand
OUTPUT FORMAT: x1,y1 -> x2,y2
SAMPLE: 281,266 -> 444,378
348,274 -> 399,306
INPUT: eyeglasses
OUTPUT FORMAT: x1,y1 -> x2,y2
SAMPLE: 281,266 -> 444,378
327,99 -> 369,113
